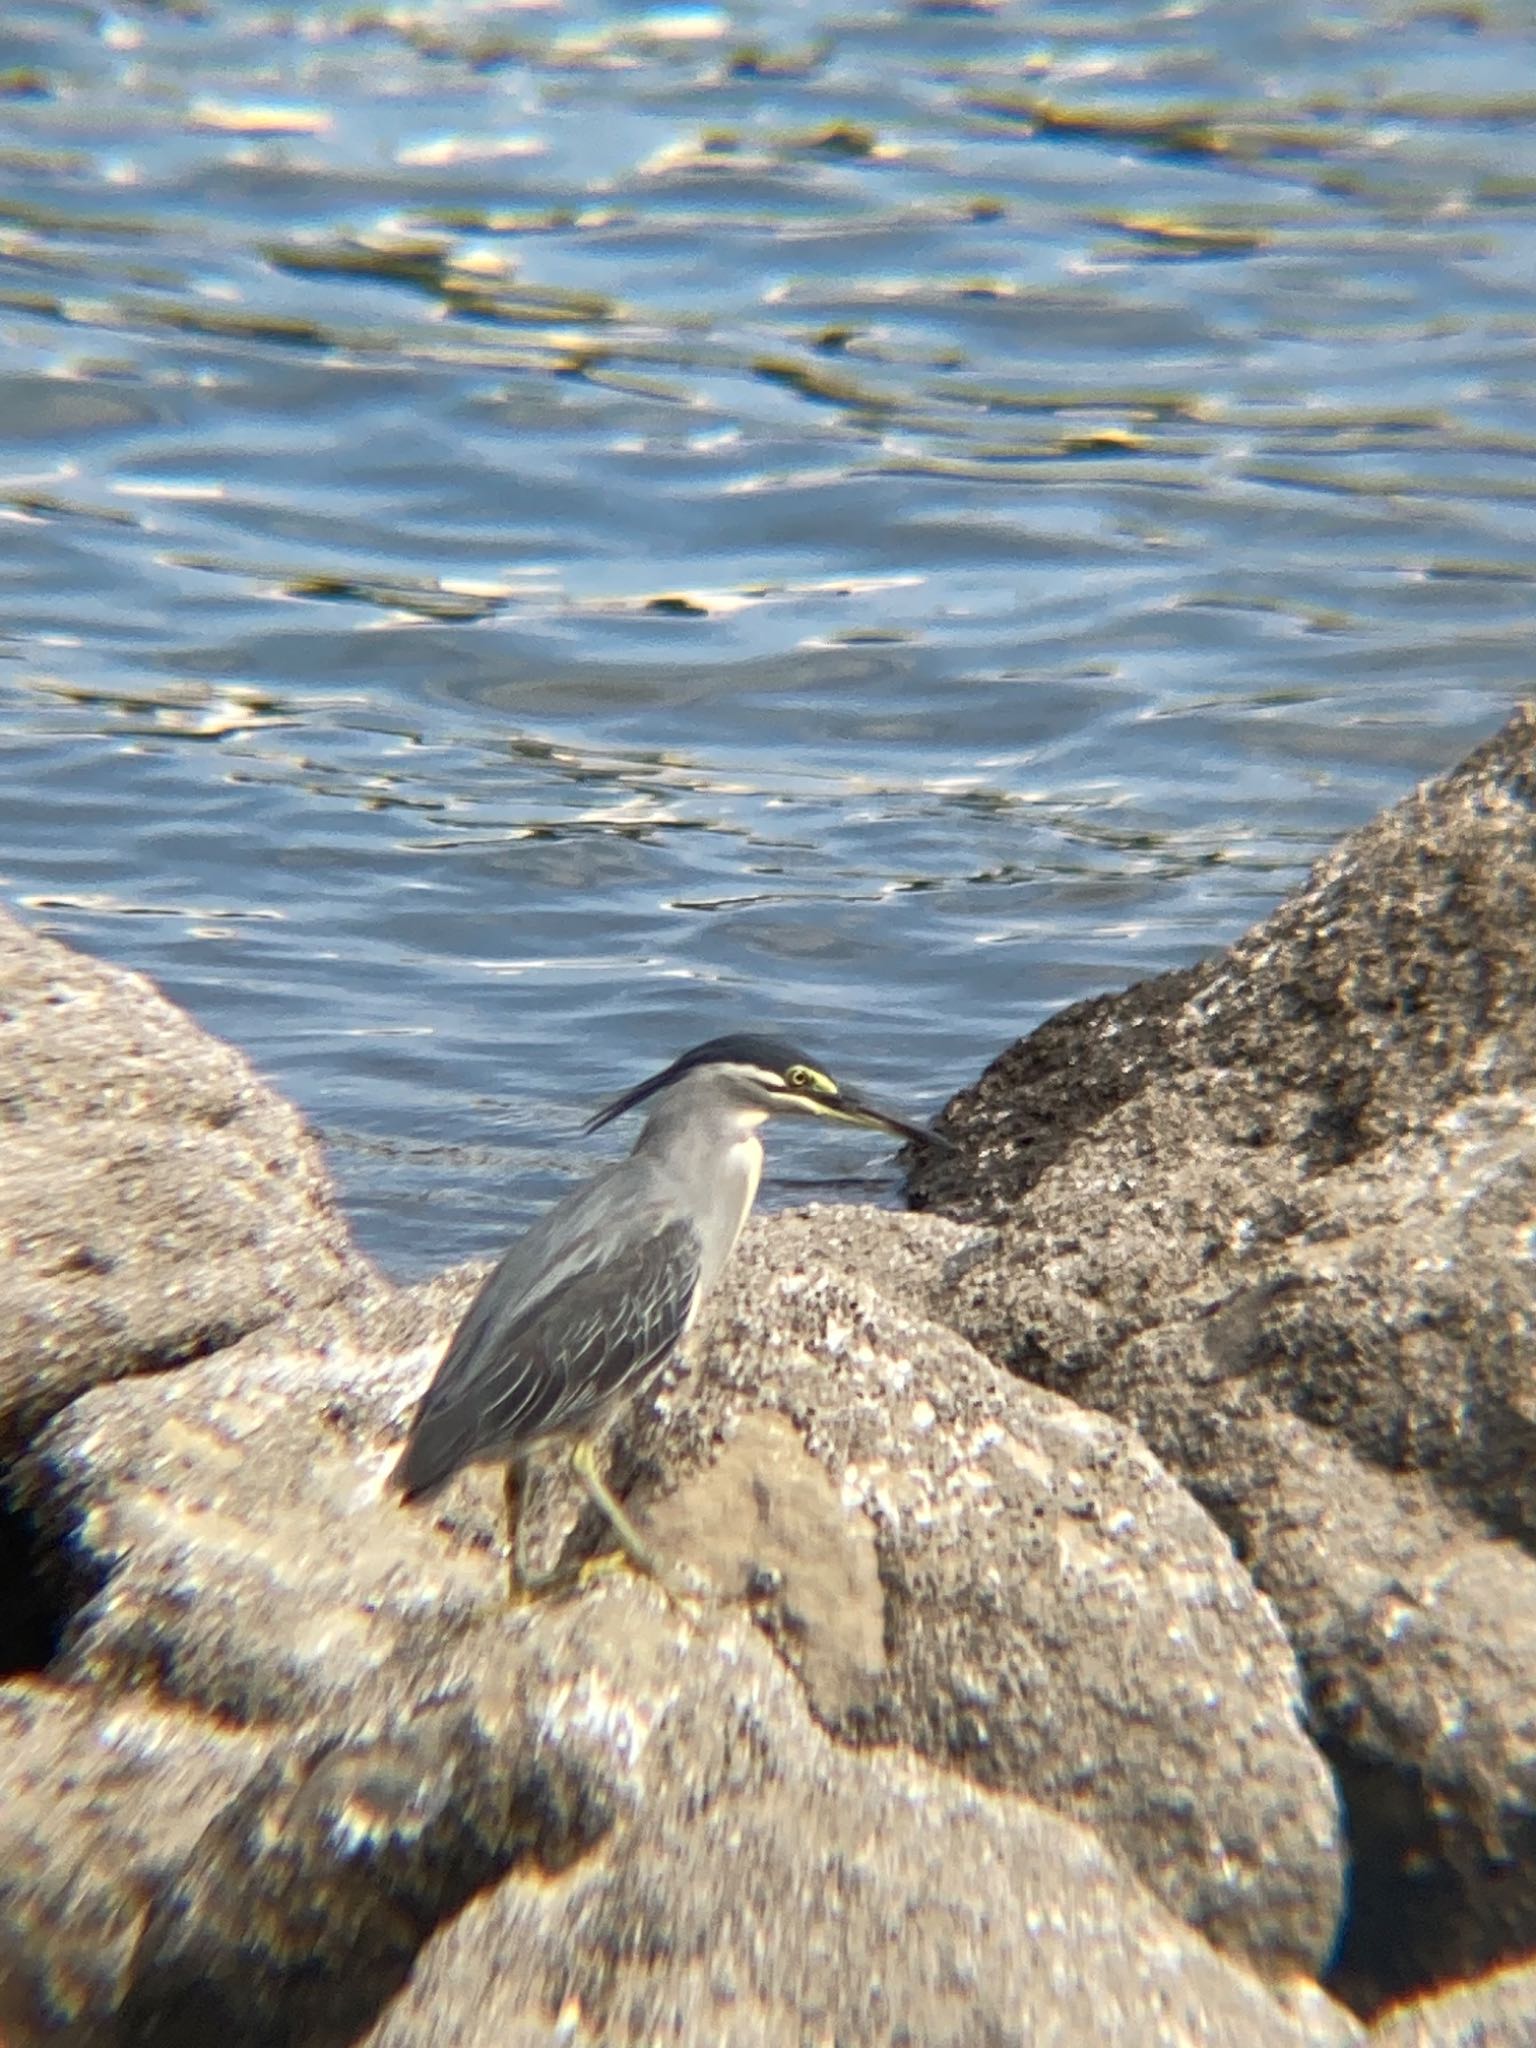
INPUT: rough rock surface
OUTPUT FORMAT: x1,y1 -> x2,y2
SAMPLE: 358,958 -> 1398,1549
356,1593 -> 1349,2048
7,1258 -> 1354,2048
9,1585 -> 1356,2048
18,1210 -> 1341,1986
9,707 -> 1536,2044
0,1682 -> 270,2041
0,903 -> 366,1466
1369,1961 -> 1536,2047
627,1226 -> 1343,1979
908,703 -> 1536,2010
117,1691 -> 613,2048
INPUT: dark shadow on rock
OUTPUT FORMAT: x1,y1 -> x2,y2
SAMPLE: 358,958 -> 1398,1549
117,1708 -> 614,2048
0,1484 -> 65,1678
1321,1725 -> 1536,2018
2,1343 -> 221,1685
1323,1745 -> 1470,2017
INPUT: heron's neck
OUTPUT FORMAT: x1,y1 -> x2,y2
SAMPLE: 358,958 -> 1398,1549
636,1090 -> 767,1164
635,1091 -> 767,1278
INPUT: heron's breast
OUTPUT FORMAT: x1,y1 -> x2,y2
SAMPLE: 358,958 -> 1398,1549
732,1126 -> 765,1219
691,1126 -> 763,1306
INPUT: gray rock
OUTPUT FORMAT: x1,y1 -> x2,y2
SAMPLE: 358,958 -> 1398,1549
117,1695 -> 614,2048
354,1589 -> 1355,2048
628,1224 -> 1345,1981
907,703 -> 1536,2006
12,1286 -> 1358,2048
0,1680 -> 270,2042
19,692 -> 1536,2042
1232,1428 -> 1536,2017
21,1210 -> 1343,1987
0,903 -> 369,1468
1369,1960 -> 1536,2047
22,1298 -> 481,1726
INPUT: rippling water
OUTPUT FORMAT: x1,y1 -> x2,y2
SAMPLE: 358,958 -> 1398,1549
1,0 -> 1532,1273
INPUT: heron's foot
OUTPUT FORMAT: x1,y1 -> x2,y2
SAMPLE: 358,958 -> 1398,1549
575,1547 -> 634,1588
566,1441 -> 716,1608
505,1551 -> 583,1604
505,1540 -> 710,1609
501,1445 -> 716,1607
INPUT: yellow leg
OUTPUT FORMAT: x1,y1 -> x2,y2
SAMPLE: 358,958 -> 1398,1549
568,1438 -> 670,1580
504,1454 -> 579,1601
569,1441 -> 713,1605
504,1441 -> 707,1605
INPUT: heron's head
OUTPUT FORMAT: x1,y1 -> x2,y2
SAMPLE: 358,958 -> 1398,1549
584,1033 -> 940,1146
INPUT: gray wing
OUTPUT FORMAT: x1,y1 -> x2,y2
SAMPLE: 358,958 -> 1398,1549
393,1204 -> 702,1501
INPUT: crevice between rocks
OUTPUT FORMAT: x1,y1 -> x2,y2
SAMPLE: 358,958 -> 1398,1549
1,1447 -> 118,1686
0,1478 -> 71,1678
1321,1741 -> 1521,2021
118,1710 -> 617,2048
0,1330 -> 258,1682
1323,1744 -> 1455,2017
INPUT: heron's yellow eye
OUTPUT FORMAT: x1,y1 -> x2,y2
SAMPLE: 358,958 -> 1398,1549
786,1064 -> 835,1096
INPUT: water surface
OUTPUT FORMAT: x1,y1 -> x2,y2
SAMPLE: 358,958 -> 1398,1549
1,0 -> 1532,1272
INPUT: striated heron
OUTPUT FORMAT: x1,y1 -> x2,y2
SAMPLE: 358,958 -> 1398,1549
393,1033 -> 937,1597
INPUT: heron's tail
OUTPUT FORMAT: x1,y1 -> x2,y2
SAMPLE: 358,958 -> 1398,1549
391,1406 -> 474,1503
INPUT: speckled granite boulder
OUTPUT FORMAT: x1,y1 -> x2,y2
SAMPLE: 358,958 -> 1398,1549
1369,1960 -> 1536,2048
6,1239 -> 1356,2048
0,903 -> 369,1465
909,702 -> 1536,2008
18,1204 -> 1342,1989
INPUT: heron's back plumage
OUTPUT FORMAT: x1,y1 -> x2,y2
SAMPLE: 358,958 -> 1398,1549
393,1150 -> 705,1501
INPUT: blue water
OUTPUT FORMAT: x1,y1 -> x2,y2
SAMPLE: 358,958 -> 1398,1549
1,0 -> 1532,1273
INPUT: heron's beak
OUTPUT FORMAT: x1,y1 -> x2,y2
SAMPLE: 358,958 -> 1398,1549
830,1088 -> 949,1149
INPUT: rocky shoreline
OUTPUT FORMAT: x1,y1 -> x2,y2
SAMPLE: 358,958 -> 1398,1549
3,707 -> 1534,2045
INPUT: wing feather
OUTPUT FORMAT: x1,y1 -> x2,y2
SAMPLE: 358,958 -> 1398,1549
394,1208 -> 701,1501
